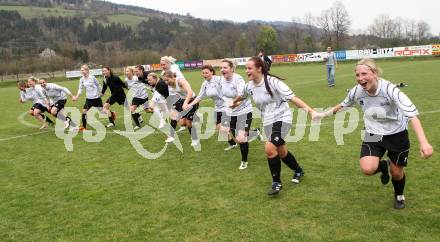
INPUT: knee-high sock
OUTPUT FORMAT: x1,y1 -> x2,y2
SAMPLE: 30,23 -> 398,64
188,127 -> 198,141
132,113 -> 141,127
239,142 -> 249,162
82,113 -> 87,128
281,151 -> 301,173
41,114 -> 53,124
268,156 -> 281,182
169,119 -> 177,137
392,174 -> 406,196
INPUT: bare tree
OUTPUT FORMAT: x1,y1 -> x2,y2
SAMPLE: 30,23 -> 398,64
329,0 -> 351,49
317,9 -> 332,48
416,20 -> 430,41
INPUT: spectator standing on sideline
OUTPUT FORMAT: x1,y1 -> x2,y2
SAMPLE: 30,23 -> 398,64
324,47 -> 338,87
258,49 -> 272,71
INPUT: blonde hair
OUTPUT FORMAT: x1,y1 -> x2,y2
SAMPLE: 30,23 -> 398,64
148,72 -> 159,80
162,70 -> 177,86
27,76 -> 38,83
81,64 -> 89,71
125,66 -> 134,74
356,58 -> 382,76
160,56 -> 176,64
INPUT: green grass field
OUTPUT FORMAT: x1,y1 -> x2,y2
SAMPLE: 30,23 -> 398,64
0,59 -> 439,241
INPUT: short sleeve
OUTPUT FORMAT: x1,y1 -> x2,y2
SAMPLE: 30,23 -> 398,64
197,81 -> 208,99
341,86 -> 357,107
388,85 -> 419,118
272,78 -> 294,101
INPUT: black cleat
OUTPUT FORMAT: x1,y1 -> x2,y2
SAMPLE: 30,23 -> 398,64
267,182 -> 282,196
380,160 -> 390,185
394,195 -> 405,209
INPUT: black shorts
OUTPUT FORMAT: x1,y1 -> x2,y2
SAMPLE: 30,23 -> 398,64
222,112 -> 253,134
360,130 -> 410,167
174,98 -> 199,121
216,111 -> 223,125
51,99 -> 67,111
106,95 -> 126,105
83,98 -> 103,110
132,97 -> 147,106
31,103 -> 48,113
264,121 -> 292,147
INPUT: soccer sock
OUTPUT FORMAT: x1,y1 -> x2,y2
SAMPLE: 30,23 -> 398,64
57,113 -> 67,122
82,113 -> 87,128
66,116 -> 77,127
228,139 -> 236,146
281,151 -> 301,173
44,115 -> 54,124
248,128 -> 258,140
392,174 -> 406,196
268,156 -> 281,183
188,127 -> 199,140
108,111 -> 115,124
375,160 -> 388,174
169,120 -> 177,137
132,113 -> 140,127
239,142 -> 249,162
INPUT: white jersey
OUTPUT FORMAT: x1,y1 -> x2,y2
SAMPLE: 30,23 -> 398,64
78,75 -> 101,99
126,76 -> 148,99
220,73 -> 253,116
244,76 -> 295,126
341,79 -> 419,135
196,75 -> 224,112
162,64 -> 184,79
168,78 -> 194,99
20,85 -> 47,105
42,83 -> 71,103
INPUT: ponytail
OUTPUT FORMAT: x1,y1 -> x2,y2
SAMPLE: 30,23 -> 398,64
263,74 -> 273,97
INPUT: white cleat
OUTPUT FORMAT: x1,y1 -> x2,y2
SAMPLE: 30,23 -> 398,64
106,123 -> 115,128
177,127 -> 186,133
191,139 -> 200,147
224,144 -> 238,151
165,136 -> 175,143
39,124 -> 48,130
239,161 -> 248,170
134,126 -> 140,130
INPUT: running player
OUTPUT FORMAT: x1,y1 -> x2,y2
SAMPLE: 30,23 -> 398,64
162,70 -> 199,146
187,65 -> 224,130
125,67 -> 149,129
315,58 -> 434,209
38,77 -> 77,129
18,77 -> 54,129
219,59 -> 261,170
134,65 -> 153,115
147,73 -> 169,129
72,64 -> 103,131
232,57 -> 317,195
101,66 -> 127,128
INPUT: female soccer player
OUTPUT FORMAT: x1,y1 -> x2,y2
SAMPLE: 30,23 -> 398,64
38,77 -> 76,129
160,56 -> 184,79
18,77 -> 54,129
125,67 -> 149,129
72,64 -> 103,131
101,66 -> 127,128
232,57 -> 317,194
219,59 -> 262,170
147,73 -> 169,129
187,65 -> 224,130
162,70 -> 199,146
315,58 -> 433,209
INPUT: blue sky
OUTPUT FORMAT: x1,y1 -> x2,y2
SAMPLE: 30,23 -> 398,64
108,0 -> 440,35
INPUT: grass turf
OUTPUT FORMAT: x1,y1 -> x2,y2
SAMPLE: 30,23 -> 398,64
0,58 -> 439,241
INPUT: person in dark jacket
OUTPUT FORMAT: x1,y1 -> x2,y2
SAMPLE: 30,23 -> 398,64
102,66 -> 127,128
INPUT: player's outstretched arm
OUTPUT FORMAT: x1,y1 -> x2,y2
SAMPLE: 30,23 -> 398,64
290,96 -> 318,118
410,116 -> 434,159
